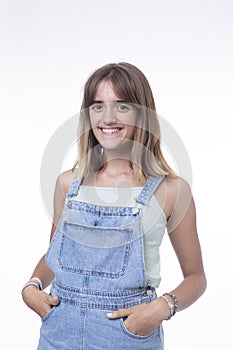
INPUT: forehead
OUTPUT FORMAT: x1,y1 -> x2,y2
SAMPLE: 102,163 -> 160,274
94,80 -> 122,102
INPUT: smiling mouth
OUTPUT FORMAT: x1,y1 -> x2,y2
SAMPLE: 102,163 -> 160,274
98,127 -> 123,134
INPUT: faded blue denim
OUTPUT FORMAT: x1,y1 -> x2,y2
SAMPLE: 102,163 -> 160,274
37,176 -> 165,350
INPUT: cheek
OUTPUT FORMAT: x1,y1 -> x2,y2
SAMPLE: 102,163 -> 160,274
126,115 -> 137,132
90,116 -> 102,136
127,126 -> 136,139
89,114 -> 96,128
91,126 -> 99,140
88,115 -> 98,137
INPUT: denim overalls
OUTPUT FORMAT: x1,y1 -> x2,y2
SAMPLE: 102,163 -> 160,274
38,176 -> 165,350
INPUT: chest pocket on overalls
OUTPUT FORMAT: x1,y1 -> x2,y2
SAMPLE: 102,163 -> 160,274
59,221 -> 132,278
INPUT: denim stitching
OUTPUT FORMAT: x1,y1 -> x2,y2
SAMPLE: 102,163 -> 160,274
135,176 -> 164,206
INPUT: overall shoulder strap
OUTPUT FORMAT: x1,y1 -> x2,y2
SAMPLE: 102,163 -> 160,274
66,177 -> 83,198
135,176 -> 165,207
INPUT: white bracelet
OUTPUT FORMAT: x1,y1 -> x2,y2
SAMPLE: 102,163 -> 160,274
22,277 -> 43,293
30,277 -> 43,290
160,295 -> 174,320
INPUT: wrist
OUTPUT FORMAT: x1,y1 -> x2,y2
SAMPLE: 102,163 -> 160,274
157,297 -> 172,320
22,283 -> 40,295
151,297 -> 171,322
159,293 -> 178,320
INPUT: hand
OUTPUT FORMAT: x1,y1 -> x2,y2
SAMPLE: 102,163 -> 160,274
22,285 -> 60,319
107,299 -> 167,336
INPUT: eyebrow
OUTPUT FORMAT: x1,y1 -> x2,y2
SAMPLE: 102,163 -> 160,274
90,99 -> 128,105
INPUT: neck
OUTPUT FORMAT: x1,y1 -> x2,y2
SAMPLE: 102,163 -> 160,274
103,157 -> 132,176
84,154 -> 144,187
103,147 -> 131,168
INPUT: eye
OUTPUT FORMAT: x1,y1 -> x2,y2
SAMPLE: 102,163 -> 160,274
90,104 -> 104,112
116,104 -> 130,112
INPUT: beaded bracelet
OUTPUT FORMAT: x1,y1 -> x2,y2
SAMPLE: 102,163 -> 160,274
161,293 -> 178,320
163,293 -> 178,317
22,277 -> 43,293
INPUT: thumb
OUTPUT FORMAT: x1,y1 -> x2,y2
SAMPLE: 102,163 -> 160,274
107,308 -> 131,319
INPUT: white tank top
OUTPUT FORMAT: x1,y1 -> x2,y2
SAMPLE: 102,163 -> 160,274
76,186 -> 167,288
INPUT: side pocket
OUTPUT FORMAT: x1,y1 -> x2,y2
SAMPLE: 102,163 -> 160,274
41,305 -> 58,323
119,318 -> 160,340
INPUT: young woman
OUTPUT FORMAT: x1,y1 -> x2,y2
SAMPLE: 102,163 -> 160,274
22,62 -> 206,349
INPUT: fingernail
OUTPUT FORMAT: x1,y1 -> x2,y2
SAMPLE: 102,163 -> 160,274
107,312 -> 113,317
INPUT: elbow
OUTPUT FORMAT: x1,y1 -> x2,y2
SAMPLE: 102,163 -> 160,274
197,271 -> 207,297
201,273 -> 207,295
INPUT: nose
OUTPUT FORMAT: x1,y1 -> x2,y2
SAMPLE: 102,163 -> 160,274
102,103 -> 117,124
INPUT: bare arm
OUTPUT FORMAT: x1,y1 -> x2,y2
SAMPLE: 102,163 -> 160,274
28,171 -> 69,287
167,181 -> 207,311
108,177 -> 207,335
22,170 -> 73,317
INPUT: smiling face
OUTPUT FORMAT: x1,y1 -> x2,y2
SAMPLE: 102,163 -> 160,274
76,63 -> 174,181
89,80 -> 137,151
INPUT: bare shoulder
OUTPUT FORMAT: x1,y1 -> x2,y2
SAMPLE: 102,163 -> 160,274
50,170 -> 76,235
155,175 -> 191,222
164,175 -> 192,203
56,169 -> 76,196
164,175 -> 194,233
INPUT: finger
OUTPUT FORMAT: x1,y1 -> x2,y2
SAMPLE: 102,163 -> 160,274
43,293 -> 60,306
107,308 -> 132,319
50,295 -> 60,306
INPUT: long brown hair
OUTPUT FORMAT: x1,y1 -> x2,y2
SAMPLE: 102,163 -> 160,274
73,62 -> 175,181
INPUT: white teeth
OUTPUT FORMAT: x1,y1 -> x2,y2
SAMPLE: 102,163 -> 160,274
101,128 -> 120,134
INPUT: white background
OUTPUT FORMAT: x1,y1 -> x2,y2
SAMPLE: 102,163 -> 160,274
1,0 -> 233,349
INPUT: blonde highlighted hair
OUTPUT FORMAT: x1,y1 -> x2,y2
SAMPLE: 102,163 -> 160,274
73,62 -> 175,181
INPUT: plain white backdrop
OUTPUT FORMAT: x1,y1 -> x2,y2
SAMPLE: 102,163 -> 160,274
1,0 -> 233,349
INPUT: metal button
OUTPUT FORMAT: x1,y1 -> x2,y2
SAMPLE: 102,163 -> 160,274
132,207 -> 139,214
146,289 -> 153,296
67,200 -> 72,207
